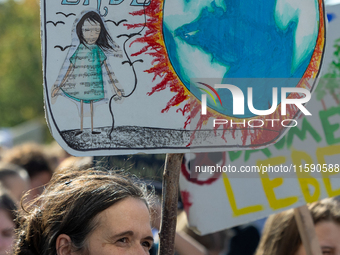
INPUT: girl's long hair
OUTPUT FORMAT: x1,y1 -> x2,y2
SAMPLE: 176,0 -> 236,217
255,198 -> 340,255
76,11 -> 115,53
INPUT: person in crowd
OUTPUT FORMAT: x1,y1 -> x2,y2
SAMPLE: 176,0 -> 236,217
0,162 -> 30,202
55,156 -> 93,173
255,198 -> 340,255
43,141 -> 70,172
175,229 -> 208,255
0,184 -> 17,255
2,143 -> 53,198
175,211 -> 230,255
227,225 -> 260,255
13,167 -> 154,255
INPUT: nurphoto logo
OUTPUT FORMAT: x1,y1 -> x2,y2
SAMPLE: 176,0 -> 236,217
199,83 -> 312,128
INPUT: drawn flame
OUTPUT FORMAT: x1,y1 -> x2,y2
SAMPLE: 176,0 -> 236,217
127,0 -> 325,148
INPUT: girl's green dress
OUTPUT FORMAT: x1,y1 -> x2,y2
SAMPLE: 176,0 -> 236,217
61,43 -> 107,103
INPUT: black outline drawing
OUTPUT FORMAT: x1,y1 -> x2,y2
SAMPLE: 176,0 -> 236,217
105,19 -> 128,26
56,12 -> 76,17
54,45 -> 75,51
42,0 -> 327,153
47,21 -> 65,26
107,1 -> 148,139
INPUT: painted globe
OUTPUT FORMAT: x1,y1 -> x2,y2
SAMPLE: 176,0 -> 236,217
163,0 -> 321,117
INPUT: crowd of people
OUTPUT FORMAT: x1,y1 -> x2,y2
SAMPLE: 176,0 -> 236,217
0,142 -> 339,255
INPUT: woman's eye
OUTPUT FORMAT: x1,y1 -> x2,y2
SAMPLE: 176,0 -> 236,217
142,241 -> 152,249
117,237 -> 128,243
322,248 -> 333,255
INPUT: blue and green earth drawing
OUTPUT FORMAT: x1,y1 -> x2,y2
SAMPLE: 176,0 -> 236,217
163,0 -> 320,117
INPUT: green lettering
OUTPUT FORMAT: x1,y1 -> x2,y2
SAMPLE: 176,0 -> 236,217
286,118 -> 321,148
319,106 -> 340,145
228,151 -> 242,162
274,136 -> 286,150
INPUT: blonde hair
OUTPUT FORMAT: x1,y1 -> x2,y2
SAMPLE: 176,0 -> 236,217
255,198 -> 340,255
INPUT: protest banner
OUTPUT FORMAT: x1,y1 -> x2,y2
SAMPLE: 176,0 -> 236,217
42,0 -> 325,156
41,1 -> 328,254
180,91 -> 340,234
179,4 -> 340,236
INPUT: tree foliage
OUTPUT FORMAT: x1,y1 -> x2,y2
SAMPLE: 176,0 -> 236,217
0,0 -> 43,127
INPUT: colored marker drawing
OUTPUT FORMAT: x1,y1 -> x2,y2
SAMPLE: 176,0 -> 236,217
131,0 -> 325,148
51,10 -> 124,136
42,0 -> 325,155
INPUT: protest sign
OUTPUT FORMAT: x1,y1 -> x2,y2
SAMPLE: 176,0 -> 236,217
179,4 -> 340,235
180,96 -> 340,235
42,0 -> 325,156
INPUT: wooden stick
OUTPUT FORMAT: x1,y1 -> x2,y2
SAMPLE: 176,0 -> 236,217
158,153 -> 184,255
294,205 -> 322,255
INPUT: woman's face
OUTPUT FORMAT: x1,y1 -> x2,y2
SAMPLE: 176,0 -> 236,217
82,19 -> 101,45
295,221 -> 340,255
0,209 -> 15,255
81,197 -> 153,255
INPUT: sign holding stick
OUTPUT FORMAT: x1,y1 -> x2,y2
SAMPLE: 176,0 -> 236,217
294,206 -> 322,255
158,153 -> 184,255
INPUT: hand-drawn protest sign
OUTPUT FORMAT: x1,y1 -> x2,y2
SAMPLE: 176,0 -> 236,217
180,93 -> 340,234
179,3 -> 340,233
42,0 -> 326,156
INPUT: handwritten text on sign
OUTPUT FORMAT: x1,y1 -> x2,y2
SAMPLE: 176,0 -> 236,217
180,103 -> 340,235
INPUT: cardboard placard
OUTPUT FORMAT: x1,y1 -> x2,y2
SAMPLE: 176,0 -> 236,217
42,0 -> 325,155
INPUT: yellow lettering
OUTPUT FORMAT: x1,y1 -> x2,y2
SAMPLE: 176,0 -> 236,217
316,145 -> 340,197
291,150 -> 320,203
222,173 -> 264,216
258,157 -> 298,210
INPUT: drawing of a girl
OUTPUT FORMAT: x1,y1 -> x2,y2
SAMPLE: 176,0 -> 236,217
51,10 -> 123,136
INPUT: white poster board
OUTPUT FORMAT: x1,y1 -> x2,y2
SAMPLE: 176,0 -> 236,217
179,4 -> 340,235
42,0 -> 325,156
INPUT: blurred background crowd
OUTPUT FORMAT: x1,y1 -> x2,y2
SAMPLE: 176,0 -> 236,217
0,141 -> 339,255
1,0 -> 340,254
